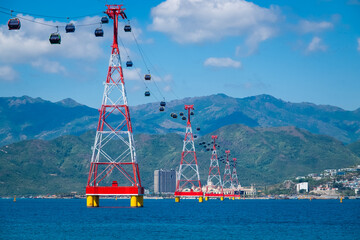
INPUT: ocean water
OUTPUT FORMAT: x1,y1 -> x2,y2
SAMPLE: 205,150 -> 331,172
0,198 -> 359,239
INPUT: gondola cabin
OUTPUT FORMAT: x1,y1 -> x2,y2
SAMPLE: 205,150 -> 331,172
144,91 -> 150,97
126,61 -> 133,67
124,25 -> 131,32
196,127 -> 200,131
182,116 -> 186,121
160,101 -> 166,107
172,114 -> 178,119
8,18 -> 21,30
194,135 -> 197,138
179,112 -> 184,116
95,28 -> 104,37
190,111 -> 194,116
144,74 -> 151,80
159,106 -> 165,112
65,23 -> 75,33
101,16 -> 109,24
49,33 -> 61,44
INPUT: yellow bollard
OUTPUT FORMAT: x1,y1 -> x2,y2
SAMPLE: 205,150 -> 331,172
232,197 -> 235,200
205,196 -> 209,201
175,197 -> 180,203
13,195 -> 16,202
199,196 -> 203,203
220,196 -> 224,201
130,195 -> 144,207
340,197 -> 343,203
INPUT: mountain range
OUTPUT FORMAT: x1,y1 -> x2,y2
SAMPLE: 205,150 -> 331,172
0,94 -> 359,147
1,124 -> 359,196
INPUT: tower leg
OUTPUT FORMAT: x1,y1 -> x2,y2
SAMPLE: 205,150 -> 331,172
175,197 -> 180,203
130,196 -> 144,207
199,196 -> 203,203
87,195 -> 100,207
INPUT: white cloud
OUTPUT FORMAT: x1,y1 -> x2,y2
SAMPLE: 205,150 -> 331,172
123,67 -> 143,81
357,38 -> 360,52
0,66 -> 17,81
204,57 -> 242,68
31,59 -> 66,74
298,20 -> 333,34
163,85 -> 172,92
306,37 -> 327,53
150,0 -> 279,51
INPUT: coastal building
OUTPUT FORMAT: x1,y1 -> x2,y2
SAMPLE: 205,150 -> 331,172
154,169 -> 176,194
296,182 -> 308,193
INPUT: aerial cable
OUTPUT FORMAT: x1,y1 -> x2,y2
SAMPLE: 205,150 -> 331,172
0,10 -> 101,28
130,28 -> 166,101
118,34 -> 160,102
130,26 -> 182,101
0,6 -> 102,20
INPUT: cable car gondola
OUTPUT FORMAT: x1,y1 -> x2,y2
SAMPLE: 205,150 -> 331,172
190,111 -> 194,116
172,114 -> 178,119
145,74 -> 151,81
144,91 -> 150,97
65,23 -> 75,33
8,18 -> 21,30
124,25 -> 131,32
179,112 -> 184,116
194,135 -> 197,138
196,127 -> 200,131
95,28 -> 104,37
126,61 -> 133,67
101,16 -> 109,24
159,106 -> 165,112
182,116 -> 186,121
160,101 -> 166,107
49,32 -> 61,44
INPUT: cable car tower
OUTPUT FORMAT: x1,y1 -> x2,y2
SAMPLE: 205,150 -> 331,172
86,4 -> 144,208
223,150 -> 234,199
174,105 -> 203,203
204,135 -> 224,201
231,158 -> 241,199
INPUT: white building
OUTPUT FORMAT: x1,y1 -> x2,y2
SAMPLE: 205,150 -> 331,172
296,182 -> 308,193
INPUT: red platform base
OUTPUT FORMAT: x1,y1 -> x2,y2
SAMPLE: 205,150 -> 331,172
86,186 -> 144,196
174,191 -> 203,197
204,193 -> 224,197
224,194 -> 235,198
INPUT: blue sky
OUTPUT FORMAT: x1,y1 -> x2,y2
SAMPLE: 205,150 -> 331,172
0,0 -> 359,110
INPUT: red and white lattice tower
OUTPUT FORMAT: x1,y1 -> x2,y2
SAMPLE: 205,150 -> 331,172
223,150 -> 234,197
204,135 -> 224,199
174,105 -> 203,202
231,158 -> 240,197
86,5 -> 144,208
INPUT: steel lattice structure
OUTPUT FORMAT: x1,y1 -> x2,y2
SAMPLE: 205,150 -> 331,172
204,135 -> 223,197
223,150 -> 234,197
86,5 -> 143,198
174,105 -> 203,197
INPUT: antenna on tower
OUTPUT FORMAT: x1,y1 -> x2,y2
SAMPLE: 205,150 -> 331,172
174,104 -> 204,203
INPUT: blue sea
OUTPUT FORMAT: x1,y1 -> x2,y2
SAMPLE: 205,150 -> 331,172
1,198 -> 359,239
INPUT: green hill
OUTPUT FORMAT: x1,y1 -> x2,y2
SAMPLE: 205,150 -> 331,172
1,94 -> 360,146
348,140 -> 360,158
1,125 -> 359,196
